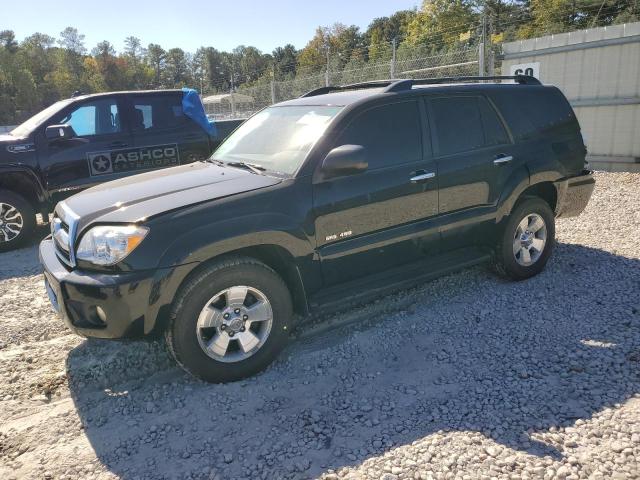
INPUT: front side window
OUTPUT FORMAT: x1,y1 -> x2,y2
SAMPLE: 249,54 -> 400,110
213,105 -> 343,175
430,96 -> 508,156
56,99 -> 120,137
131,94 -> 187,131
335,101 -> 422,170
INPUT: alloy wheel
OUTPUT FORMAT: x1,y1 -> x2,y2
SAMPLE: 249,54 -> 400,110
513,213 -> 547,267
196,285 -> 274,363
0,203 -> 24,243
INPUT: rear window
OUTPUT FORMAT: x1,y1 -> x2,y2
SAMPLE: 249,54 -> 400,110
489,88 -> 577,140
429,96 -> 508,156
131,94 -> 187,131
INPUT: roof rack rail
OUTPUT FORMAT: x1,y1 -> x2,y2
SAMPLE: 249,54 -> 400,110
299,75 -> 541,99
300,80 -> 396,98
384,75 -> 541,92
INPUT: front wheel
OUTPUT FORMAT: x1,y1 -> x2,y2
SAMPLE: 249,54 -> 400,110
494,197 -> 555,281
165,256 -> 293,383
0,190 -> 36,252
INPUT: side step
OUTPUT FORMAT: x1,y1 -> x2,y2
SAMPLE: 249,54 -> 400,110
308,247 -> 491,316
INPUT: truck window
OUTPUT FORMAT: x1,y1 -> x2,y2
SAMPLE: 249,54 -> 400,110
56,99 -> 120,137
131,95 -> 187,131
430,96 -> 507,156
54,99 -> 121,137
335,101 -> 422,170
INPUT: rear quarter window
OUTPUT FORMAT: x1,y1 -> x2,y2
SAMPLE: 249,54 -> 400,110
490,87 -> 578,140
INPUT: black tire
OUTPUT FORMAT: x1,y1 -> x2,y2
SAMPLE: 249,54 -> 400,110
494,197 -> 555,281
165,256 -> 293,383
0,190 -> 36,252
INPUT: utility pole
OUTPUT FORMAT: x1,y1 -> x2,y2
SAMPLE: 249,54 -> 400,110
479,10 -> 487,77
325,46 -> 330,87
390,38 -> 397,79
229,72 -> 236,117
270,66 -> 276,104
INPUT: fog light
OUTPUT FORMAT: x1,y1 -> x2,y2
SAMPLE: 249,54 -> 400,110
96,306 -> 107,323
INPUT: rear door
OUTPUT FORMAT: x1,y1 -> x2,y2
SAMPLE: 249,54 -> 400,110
313,99 -> 440,286
426,94 -> 517,249
39,96 -> 133,198
128,92 -> 211,168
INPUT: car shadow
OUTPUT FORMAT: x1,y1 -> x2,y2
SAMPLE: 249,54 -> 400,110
66,242 -> 640,478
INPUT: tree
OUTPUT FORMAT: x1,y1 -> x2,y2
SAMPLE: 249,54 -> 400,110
404,0 -> 478,51
366,11 -> 416,61
124,36 -> 144,61
163,48 -> 191,87
0,30 -> 18,53
272,44 -> 297,79
146,43 -> 165,87
58,27 -> 86,55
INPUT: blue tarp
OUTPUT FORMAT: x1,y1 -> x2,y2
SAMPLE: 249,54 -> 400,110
181,87 -> 217,137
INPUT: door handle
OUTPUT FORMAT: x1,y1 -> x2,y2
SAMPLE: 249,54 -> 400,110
493,154 -> 513,165
109,141 -> 129,148
410,171 -> 436,183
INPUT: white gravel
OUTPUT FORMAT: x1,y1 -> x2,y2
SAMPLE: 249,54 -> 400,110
1,171 -> 639,480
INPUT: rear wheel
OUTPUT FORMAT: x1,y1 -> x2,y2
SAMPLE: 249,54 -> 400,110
494,197 -> 555,280
0,190 -> 35,252
165,256 -> 293,382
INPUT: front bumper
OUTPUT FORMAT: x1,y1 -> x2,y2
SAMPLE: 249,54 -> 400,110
555,170 -> 595,218
40,238 -> 183,339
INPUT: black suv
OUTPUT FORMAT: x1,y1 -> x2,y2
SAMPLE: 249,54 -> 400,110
0,89 -> 241,250
39,76 -> 595,382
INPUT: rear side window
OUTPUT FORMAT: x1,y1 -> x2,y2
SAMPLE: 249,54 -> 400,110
131,94 -> 187,131
335,101 -> 422,170
490,88 -> 577,140
430,96 -> 508,156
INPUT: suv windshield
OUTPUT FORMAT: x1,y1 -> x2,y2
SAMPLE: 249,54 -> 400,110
212,105 -> 342,175
10,99 -> 74,138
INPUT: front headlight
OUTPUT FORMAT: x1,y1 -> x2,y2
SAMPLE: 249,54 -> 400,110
76,225 -> 149,266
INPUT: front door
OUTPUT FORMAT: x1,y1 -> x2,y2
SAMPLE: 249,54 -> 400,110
313,99 -> 439,286
38,96 -> 132,198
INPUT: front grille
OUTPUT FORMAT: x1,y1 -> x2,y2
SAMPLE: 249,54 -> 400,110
52,211 -> 73,267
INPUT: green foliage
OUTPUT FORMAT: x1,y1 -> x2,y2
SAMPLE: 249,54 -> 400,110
0,1 -> 637,124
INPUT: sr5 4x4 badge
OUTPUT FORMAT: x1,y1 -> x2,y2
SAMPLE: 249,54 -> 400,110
88,143 -> 180,176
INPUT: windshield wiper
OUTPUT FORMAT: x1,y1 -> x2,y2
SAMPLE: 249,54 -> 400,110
224,161 -> 266,175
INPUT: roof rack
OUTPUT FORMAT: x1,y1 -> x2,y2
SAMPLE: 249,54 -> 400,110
299,75 -> 541,98
300,80 -> 397,98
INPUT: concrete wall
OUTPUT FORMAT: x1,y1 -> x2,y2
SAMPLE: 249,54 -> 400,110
502,22 -> 640,172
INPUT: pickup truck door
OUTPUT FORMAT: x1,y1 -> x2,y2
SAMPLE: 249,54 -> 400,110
127,92 -> 211,165
426,95 -> 518,250
38,96 -> 133,199
313,99 -> 439,287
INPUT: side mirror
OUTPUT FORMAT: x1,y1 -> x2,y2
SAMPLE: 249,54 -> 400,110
45,124 -> 75,141
320,144 -> 367,180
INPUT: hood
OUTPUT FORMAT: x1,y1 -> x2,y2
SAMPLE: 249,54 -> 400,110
0,134 -> 14,143
61,162 -> 282,231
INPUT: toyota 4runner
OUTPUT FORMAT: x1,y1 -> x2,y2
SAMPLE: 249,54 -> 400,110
39,76 -> 595,383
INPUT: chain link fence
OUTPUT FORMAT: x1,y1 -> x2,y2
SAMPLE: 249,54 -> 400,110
205,45 -> 481,120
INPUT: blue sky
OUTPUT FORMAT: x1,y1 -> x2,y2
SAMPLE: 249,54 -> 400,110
6,0 -> 420,54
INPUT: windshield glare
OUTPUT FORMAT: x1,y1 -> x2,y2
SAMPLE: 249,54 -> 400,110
10,99 -> 73,138
212,105 -> 343,175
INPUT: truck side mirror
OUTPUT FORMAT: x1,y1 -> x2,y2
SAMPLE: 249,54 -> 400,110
45,124 -> 75,141
320,144 -> 368,180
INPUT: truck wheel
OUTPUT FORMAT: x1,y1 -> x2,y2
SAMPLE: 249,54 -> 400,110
0,190 -> 36,252
165,256 -> 293,383
494,197 -> 555,281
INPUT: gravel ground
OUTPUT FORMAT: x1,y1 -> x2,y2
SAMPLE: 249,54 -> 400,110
1,171 -> 639,480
